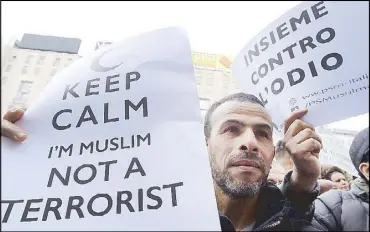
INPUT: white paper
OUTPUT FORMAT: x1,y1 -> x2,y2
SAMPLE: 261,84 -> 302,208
232,1 -> 369,134
1,28 -> 221,231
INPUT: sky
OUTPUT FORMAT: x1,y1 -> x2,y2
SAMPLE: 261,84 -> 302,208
1,1 -> 368,132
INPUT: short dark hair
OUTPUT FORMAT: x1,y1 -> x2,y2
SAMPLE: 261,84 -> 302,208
323,166 -> 346,181
204,92 -> 265,139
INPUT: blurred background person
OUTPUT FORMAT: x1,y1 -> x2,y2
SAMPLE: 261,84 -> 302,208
267,161 -> 285,185
322,166 -> 350,191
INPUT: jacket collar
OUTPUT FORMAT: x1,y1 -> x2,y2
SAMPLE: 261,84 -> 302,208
253,182 -> 289,229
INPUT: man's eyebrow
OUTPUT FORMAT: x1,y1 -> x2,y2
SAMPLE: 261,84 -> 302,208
219,119 -> 245,128
253,123 -> 273,132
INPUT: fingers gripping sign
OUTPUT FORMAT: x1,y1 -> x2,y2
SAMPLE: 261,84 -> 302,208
283,108 -> 323,192
1,108 -> 28,142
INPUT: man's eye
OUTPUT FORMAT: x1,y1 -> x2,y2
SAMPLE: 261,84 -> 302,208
256,130 -> 269,138
224,126 -> 239,134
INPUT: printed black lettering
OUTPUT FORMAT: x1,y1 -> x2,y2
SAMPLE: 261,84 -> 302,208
299,36 -> 316,53
96,139 -> 109,153
251,72 -> 259,85
42,198 -> 62,221
147,186 -> 162,210
98,160 -> 118,181
271,78 -> 285,95
106,74 -> 120,93
74,164 -> 97,185
110,137 -> 119,151
80,141 -> 94,155
1,200 -> 24,223
138,188 -> 144,212
65,196 -> 84,219
311,1 -> 328,19
125,97 -> 148,120
21,199 -> 43,222
282,43 -> 297,59
316,27 -> 335,44
63,82 -> 80,100
289,10 -> 311,32
87,194 -> 113,216
117,191 -> 135,213
247,44 -> 260,64
268,53 -> 284,71
76,105 -> 98,128
126,72 -> 141,90
288,68 -> 306,87
124,157 -> 146,179
47,167 -> 71,187
104,103 -> 119,123
163,182 -> 184,207
308,61 -> 318,77
276,22 -> 290,39
321,53 -> 343,71
137,133 -> 151,147
52,109 -> 72,131
259,36 -> 270,52
59,144 -> 73,158
86,78 -> 100,96
258,63 -> 269,78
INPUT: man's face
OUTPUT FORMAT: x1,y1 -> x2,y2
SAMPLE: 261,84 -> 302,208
207,101 -> 275,198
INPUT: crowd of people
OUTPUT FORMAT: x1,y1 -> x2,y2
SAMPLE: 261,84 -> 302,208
2,92 -> 369,231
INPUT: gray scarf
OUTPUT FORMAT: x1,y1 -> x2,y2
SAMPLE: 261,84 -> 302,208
352,177 -> 369,202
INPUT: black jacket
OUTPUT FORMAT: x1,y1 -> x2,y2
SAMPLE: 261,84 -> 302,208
312,178 -> 369,231
219,171 -> 320,231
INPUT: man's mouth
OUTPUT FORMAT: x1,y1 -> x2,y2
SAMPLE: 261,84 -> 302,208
231,159 -> 260,169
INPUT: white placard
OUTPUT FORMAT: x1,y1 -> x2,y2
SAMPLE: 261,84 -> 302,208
232,1 -> 369,134
1,28 -> 221,231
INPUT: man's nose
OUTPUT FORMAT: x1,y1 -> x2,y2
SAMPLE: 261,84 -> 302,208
239,129 -> 259,153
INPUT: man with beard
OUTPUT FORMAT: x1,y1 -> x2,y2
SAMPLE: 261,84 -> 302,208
2,93 -> 321,231
204,93 -> 321,231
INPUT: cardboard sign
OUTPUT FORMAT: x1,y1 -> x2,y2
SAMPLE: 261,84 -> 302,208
1,28 -> 221,231
232,1 -> 369,134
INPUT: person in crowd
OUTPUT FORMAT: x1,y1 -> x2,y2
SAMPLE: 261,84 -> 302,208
2,93 -> 323,231
322,166 -> 350,191
312,127 -> 369,231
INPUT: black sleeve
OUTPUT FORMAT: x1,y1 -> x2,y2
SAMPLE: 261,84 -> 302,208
279,170 -> 319,219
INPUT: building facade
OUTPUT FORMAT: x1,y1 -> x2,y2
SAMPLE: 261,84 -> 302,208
1,37 -> 240,119
1,34 -> 81,115
192,52 -> 240,119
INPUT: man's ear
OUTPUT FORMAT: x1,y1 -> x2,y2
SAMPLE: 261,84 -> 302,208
359,162 -> 369,177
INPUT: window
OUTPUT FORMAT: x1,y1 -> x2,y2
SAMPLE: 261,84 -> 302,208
5,65 -> 12,72
21,66 -> 28,74
25,55 -> 34,64
37,56 -> 46,65
223,79 -> 229,89
2,76 -> 8,84
196,76 -> 202,85
53,57 -> 61,66
13,80 -> 33,103
50,69 -> 57,76
206,76 -> 213,86
34,67 -> 41,75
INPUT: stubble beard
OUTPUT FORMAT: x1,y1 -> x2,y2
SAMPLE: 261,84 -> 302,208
210,153 -> 268,198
